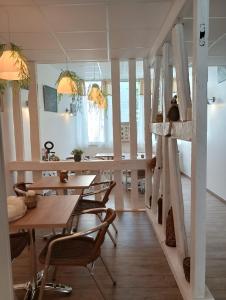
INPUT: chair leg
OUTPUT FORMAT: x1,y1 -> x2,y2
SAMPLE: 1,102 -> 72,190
52,266 -> 58,282
72,215 -> 80,232
112,222 -> 118,234
38,265 -> 49,300
86,265 -> 107,300
107,229 -> 117,247
100,256 -> 116,286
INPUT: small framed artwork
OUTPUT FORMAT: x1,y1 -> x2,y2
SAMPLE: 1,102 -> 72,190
217,66 -> 226,84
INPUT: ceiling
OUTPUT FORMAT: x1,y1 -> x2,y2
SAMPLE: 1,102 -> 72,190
0,0 -> 174,64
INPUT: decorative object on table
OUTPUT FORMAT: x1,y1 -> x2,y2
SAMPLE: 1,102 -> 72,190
183,256 -> 190,282
0,43 -> 29,84
24,190 -> 37,209
7,196 -> 27,222
88,83 -> 107,109
71,148 -> 83,162
60,170 -> 69,183
49,152 -> 60,161
56,70 -> 84,115
165,207 -> 176,247
156,112 -> 163,122
166,95 -> 180,137
157,196 -> 163,224
44,140 -> 54,160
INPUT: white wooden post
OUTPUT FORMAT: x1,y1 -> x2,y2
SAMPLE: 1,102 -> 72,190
151,135 -> 162,214
129,59 -> 138,207
191,0 -> 209,297
168,138 -> 188,260
151,56 -> 161,123
28,62 -> 41,181
143,58 -> 152,208
162,42 -> 173,121
172,23 -> 192,121
12,82 -> 25,182
111,59 -> 124,210
162,136 -> 170,230
0,114 -> 14,300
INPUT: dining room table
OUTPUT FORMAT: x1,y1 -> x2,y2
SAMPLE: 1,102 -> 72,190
10,194 -> 80,299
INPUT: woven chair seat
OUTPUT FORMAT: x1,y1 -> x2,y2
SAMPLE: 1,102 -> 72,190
39,235 -> 100,266
75,199 -> 105,212
10,232 -> 30,260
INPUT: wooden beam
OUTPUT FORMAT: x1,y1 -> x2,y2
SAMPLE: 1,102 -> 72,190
168,138 -> 188,260
149,0 -> 186,59
111,59 -> 123,210
129,59 -> 138,205
151,121 -> 192,141
0,114 -> 14,300
143,58 -> 152,208
162,42 -> 173,121
151,56 -> 161,123
162,136 -> 170,231
12,83 -> 25,182
172,23 -> 192,121
191,0 -> 209,298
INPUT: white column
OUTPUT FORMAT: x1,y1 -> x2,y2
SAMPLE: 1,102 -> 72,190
172,23 -> 192,121
151,56 -> 161,123
162,136 -> 170,230
111,59 -> 124,210
191,0 -> 209,298
28,62 -> 41,181
12,83 -> 25,182
0,114 -> 14,300
143,58 -> 152,208
162,42 -> 173,121
129,59 -> 138,206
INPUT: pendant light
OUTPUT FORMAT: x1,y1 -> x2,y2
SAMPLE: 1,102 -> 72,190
0,11 -> 29,81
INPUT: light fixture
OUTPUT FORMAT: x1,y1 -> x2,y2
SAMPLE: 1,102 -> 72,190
57,70 -> 79,95
0,43 -> 29,81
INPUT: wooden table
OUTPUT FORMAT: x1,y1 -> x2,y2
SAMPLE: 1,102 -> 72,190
11,195 -> 80,299
28,174 -> 96,191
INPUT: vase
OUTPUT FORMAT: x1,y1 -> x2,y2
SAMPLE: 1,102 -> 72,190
74,154 -> 81,162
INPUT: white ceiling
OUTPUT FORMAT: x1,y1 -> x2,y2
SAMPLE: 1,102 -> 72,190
0,0 -> 174,64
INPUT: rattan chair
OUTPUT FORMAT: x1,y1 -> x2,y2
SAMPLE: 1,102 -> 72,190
13,182 -> 32,196
72,180 -> 118,246
38,208 -> 116,300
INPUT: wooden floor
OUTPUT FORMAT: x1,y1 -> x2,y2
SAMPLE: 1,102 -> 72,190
12,176 -> 226,300
13,212 -> 182,300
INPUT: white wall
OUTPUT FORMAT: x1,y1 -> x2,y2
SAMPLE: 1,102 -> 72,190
179,66 -> 226,200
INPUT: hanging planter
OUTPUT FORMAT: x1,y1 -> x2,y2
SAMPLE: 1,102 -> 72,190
88,83 -> 107,109
0,43 -> 29,85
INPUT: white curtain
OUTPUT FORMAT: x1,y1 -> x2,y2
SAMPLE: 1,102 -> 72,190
137,94 -> 145,152
74,97 -> 89,148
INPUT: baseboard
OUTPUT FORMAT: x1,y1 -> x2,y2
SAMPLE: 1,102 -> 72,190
146,209 -> 214,300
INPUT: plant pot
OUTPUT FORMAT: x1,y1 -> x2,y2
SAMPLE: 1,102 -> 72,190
74,154 -> 82,162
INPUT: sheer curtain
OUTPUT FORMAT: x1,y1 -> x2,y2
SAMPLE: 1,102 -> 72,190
74,97 -> 89,148
137,93 -> 145,152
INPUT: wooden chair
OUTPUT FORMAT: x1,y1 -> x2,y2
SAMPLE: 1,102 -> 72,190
38,208 -> 116,300
72,180 -> 118,246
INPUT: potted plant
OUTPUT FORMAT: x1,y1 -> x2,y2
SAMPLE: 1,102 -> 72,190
71,149 -> 83,162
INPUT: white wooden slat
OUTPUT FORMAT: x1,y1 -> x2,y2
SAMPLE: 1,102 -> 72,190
111,58 -> 123,210
28,62 -> 41,182
12,82 -> 25,182
151,135 -> 162,214
191,0 -> 209,297
151,56 -> 161,123
143,58 -> 152,208
162,42 -> 173,121
0,114 -> 14,300
168,138 -> 188,260
129,59 -> 138,206
172,23 -> 192,121
162,136 -> 170,231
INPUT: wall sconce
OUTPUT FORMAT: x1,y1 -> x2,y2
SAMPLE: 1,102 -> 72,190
207,97 -> 216,105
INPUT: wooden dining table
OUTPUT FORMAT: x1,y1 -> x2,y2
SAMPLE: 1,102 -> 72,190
10,195 -> 80,299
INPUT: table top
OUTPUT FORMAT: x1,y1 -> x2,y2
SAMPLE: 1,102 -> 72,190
28,174 -> 96,190
10,195 -> 79,229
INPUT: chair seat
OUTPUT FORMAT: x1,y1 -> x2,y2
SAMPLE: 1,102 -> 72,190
75,199 -> 105,211
39,235 -> 100,266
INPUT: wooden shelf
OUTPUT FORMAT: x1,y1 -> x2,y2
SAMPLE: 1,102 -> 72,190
151,121 -> 192,141
146,209 -> 214,300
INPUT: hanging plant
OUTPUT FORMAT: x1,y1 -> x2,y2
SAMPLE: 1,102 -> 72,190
88,83 -> 107,110
0,43 -> 30,88
0,79 -> 7,95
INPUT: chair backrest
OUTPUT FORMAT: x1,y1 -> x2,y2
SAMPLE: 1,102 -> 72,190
10,232 -> 30,261
13,182 -> 29,196
101,181 -> 116,205
93,208 -> 116,252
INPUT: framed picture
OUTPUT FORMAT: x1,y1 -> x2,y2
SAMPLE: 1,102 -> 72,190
217,66 -> 226,84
